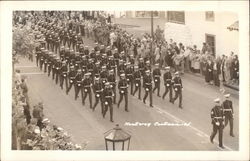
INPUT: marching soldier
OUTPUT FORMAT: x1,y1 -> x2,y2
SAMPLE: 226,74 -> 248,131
152,63 -> 161,97
79,44 -> 85,55
81,55 -> 88,71
64,47 -> 70,65
100,66 -> 108,87
74,69 -> 84,102
107,69 -> 117,104
118,60 -> 125,76
54,57 -> 61,85
107,55 -> 116,77
59,46 -> 65,60
118,73 -> 129,111
76,33 -> 83,52
82,72 -> 93,108
143,70 -> 153,107
92,77 -> 103,111
74,52 -> 82,70
54,33 -> 60,54
66,66 -> 77,95
39,48 -> 45,71
210,98 -> 225,149
222,94 -> 235,137
133,65 -> 142,100
113,48 -> 120,67
125,62 -> 134,95
93,61 -> 101,78
59,61 -> 68,91
102,82 -> 114,122
87,59 -> 95,80
144,60 -> 151,72
43,50 -> 49,73
138,58 -> 145,76
47,52 -> 53,77
35,46 -> 42,67
171,72 -> 183,108
162,66 -> 173,102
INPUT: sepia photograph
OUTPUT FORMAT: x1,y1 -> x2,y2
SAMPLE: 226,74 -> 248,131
1,1 -> 249,161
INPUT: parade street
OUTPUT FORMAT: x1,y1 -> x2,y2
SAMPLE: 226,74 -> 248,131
16,54 -> 239,151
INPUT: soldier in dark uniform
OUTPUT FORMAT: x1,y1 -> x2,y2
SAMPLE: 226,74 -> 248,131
79,44 -> 85,55
74,52 -> 82,70
171,72 -> 183,108
94,42 -> 100,52
54,57 -> 61,84
133,65 -> 142,100
138,58 -> 145,76
76,33 -> 83,52
47,52 -> 54,77
222,94 -> 235,137
64,47 -> 70,65
107,55 -> 116,76
54,33 -> 60,54
87,58 -> 95,81
107,69 -> 117,104
81,55 -> 88,71
35,46 -> 42,67
39,48 -> 45,71
74,69 -> 84,101
68,30 -> 73,49
117,60 -> 125,76
59,61 -> 68,91
106,46 -> 112,57
210,98 -> 225,149
84,46 -> 90,59
93,61 -> 101,78
59,46 -> 65,60
143,70 -> 153,107
59,30 -> 65,46
152,63 -> 161,97
92,77 -> 103,111
144,60 -> 151,72
102,82 -> 114,122
162,66 -> 173,102
118,73 -> 129,111
43,50 -> 49,73
113,48 -> 120,67
82,72 -> 92,108
100,66 -> 108,87
66,66 -> 77,95
89,49 -> 96,61
125,62 -> 134,95
100,44 -> 105,54
64,30 -> 70,48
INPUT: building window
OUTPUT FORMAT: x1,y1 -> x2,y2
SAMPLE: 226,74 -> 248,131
205,34 -> 216,56
205,11 -> 214,21
167,11 -> 185,24
135,11 -> 159,18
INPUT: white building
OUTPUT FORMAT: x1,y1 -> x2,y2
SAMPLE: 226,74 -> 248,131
164,11 -> 239,57
110,11 -> 239,57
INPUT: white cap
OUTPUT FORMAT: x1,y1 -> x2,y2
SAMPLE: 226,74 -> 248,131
214,98 -> 220,103
224,94 -> 230,98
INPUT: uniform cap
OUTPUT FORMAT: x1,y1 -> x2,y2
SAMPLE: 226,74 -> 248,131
109,69 -> 114,73
120,73 -> 125,77
146,61 -> 150,64
107,46 -> 110,49
114,48 -> 118,51
102,66 -> 106,69
127,62 -> 131,65
145,70 -> 150,73
95,77 -> 100,80
70,66 -> 74,69
155,63 -> 159,66
139,58 -> 143,60
165,66 -> 170,70
105,82 -> 110,86
224,94 -> 230,98
214,98 -> 220,103
134,65 -> 139,68
121,51 -> 125,54
85,72 -> 91,76
101,45 -> 105,47
60,46 -> 65,49
175,71 -> 179,75
77,69 -> 82,72
95,42 -> 98,45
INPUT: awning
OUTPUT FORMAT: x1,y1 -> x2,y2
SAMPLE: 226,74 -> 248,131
227,21 -> 239,31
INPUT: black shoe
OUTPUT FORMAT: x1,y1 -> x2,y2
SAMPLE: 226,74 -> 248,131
219,145 -> 225,149
117,104 -> 120,108
162,96 -> 165,100
143,100 -> 146,104
110,119 -> 114,122
179,105 -> 183,109
150,105 -> 154,108
125,109 -> 129,112
171,100 -> 174,104
210,136 -> 214,144
82,102 -> 85,105
230,133 -> 235,137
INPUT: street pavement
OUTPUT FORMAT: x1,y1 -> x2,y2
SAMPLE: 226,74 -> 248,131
15,45 -> 239,150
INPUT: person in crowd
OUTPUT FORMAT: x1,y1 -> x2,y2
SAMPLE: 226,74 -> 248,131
205,57 -> 214,85
231,55 -> 239,84
171,72 -> 183,108
117,73 -> 129,112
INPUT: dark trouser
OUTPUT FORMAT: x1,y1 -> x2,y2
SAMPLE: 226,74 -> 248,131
60,75 -> 68,90
82,89 -> 92,108
173,88 -> 182,107
44,63 -> 47,72
133,81 -> 141,99
210,123 -> 223,147
224,114 -> 234,135
153,80 -> 160,96
67,80 -> 75,94
162,85 -> 172,101
39,61 -> 44,70
129,80 -> 134,95
54,44 -> 59,54
47,65 -> 52,76
143,87 -> 153,106
111,86 -> 116,104
103,100 -> 113,121
55,71 -> 59,84
118,92 -> 128,111
52,68 -> 56,79
93,93 -> 102,110
75,85 -> 84,101
36,56 -> 39,66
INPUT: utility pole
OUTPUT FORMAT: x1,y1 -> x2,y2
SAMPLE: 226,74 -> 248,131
150,11 -> 154,64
